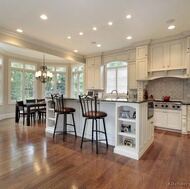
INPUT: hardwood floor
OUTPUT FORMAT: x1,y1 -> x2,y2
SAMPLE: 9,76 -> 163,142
0,118 -> 190,189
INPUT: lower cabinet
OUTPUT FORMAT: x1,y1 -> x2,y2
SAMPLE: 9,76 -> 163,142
154,109 -> 182,130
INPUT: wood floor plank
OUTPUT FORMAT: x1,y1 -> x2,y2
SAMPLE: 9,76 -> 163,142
0,118 -> 190,189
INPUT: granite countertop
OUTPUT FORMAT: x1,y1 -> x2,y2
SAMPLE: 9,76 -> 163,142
46,97 -> 148,103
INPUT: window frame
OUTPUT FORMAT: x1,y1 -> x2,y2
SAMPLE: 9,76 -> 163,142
71,64 -> 84,98
105,61 -> 128,94
43,64 -> 68,97
8,59 -> 37,104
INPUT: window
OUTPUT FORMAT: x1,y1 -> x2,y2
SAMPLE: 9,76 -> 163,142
44,66 -> 67,97
106,61 -> 127,93
0,57 -> 3,104
71,65 -> 84,98
10,60 -> 36,102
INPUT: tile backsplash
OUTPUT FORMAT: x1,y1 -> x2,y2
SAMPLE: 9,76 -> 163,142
146,78 -> 190,101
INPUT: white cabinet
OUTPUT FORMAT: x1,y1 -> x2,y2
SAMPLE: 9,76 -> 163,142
86,57 -> 101,67
186,37 -> 190,53
127,50 -> 136,61
136,58 -> 148,80
149,39 -> 185,71
128,61 -> 137,89
114,102 -> 154,160
186,105 -> 190,132
86,56 -> 104,90
136,46 -> 148,59
154,109 -> 182,130
186,53 -> 190,77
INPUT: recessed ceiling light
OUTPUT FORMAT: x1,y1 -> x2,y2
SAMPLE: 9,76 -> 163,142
126,36 -> 132,40
74,50 -> 78,52
16,29 -> 23,33
126,15 -> 131,19
97,44 -> 101,47
79,32 -> 83,35
168,25 -> 175,30
67,36 -> 71,39
93,27 -> 97,31
108,22 -> 113,26
40,14 -> 47,20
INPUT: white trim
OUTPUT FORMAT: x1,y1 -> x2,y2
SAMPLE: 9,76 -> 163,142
0,54 -> 3,105
0,113 -> 15,121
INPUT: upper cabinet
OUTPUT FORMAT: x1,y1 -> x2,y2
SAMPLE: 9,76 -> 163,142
149,39 -> 185,72
103,50 -> 136,64
136,45 -> 148,80
136,45 -> 148,59
186,37 -> 190,53
86,56 -> 104,90
128,61 -> 137,89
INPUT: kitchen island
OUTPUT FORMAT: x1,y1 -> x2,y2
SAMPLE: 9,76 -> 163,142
45,98 -> 154,160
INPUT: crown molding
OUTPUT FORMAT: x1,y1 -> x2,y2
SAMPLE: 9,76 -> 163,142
0,28 -> 85,63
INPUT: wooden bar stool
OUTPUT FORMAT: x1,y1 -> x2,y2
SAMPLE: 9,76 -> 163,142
79,95 -> 108,154
51,94 -> 77,141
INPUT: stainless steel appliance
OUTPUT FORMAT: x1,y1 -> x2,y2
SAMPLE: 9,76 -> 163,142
154,101 -> 181,110
148,101 -> 154,119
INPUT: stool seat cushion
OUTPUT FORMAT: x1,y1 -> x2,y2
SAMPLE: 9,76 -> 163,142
55,107 -> 75,113
84,111 -> 107,118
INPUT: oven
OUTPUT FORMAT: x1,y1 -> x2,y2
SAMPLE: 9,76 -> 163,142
148,101 -> 154,119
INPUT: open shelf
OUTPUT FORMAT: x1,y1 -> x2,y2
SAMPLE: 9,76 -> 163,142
118,132 -> 136,138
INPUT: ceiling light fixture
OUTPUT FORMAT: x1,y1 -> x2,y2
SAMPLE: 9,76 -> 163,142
127,36 -> 132,40
40,14 -> 47,20
67,36 -> 71,39
126,15 -> 131,19
108,22 -> 113,26
35,54 -> 52,83
97,44 -> 101,47
16,29 -> 23,33
74,50 -> 78,52
168,25 -> 175,30
79,32 -> 83,35
93,27 -> 97,30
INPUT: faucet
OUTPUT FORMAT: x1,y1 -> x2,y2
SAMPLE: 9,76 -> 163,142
111,90 -> 118,99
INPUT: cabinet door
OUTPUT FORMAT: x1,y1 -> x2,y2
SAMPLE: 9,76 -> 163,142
86,67 -> 95,89
186,36 -> 190,53
115,53 -> 127,61
186,53 -> 190,77
94,67 -> 101,89
149,43 -> 166,71
86,58 -> 94,67
166,110 -> 181,130
167,40 -> 185,69
136,58 -> 148,80
136,46 -> 148,59
128,62 -> 137,89
154,109 -> 166,127
127,50 -> 136,61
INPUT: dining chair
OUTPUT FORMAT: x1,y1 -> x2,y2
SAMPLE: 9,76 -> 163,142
16,100 -> 36,125
51,94 -> 77,141
37,99 -> 46,121
26,99 -> 37,121
78,95 -> 108,154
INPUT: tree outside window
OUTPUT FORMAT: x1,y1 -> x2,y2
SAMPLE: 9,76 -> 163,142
44,66 -> 67,97
10,61 -> 36,102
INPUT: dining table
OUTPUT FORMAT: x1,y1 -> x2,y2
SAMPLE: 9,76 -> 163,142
15,101 -> 46,126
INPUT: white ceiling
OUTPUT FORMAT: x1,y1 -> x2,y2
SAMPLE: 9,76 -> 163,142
0,0 -> 190,59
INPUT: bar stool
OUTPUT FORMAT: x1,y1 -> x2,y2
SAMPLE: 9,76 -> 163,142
51,94 -> 77,141
79,95 -> 108,154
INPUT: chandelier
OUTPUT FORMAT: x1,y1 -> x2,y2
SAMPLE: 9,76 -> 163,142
35,54 -> 53,83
